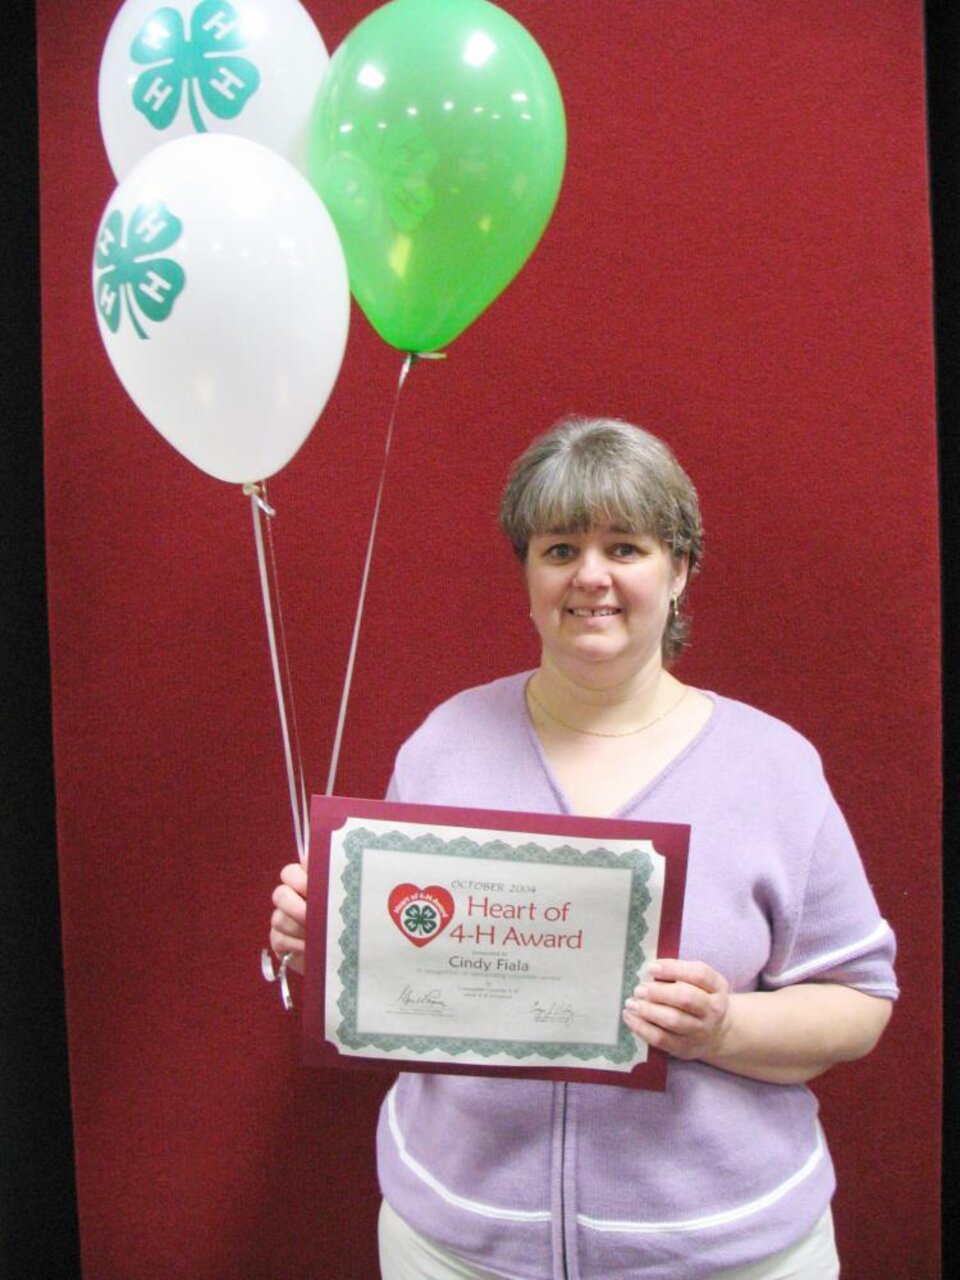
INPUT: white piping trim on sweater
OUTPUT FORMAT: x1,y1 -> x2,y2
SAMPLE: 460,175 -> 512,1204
387,1087 -> 552,1224
578,1125 -> 826,1235
389,1088 -> 828,1237
764,919 -> 893,987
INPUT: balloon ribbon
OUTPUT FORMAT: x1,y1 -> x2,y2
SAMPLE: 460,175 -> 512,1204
246,479 -> 309,863
324,351 -> 443,796
260,349 -> 443,1008
249,477 -> 307,1011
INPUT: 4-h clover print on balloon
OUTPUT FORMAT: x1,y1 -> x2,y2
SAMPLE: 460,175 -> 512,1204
129,2 -> 262,136
98,0 -> 330,180
94,203 -> 185,339
92,133 -> 349,485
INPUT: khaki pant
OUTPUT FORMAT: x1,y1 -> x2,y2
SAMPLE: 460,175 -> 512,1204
378,1198 -> 840,1280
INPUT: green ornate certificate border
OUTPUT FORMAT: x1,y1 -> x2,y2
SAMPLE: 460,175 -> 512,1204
334,827 -> 655,1065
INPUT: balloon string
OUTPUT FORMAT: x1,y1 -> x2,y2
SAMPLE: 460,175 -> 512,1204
325,351 -> 443,796
246,481 -> 308,863
262,478 -> 310,859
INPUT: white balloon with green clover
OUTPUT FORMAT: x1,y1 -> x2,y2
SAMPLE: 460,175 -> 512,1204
92,132 -> 349,484
98,0 -> 329,179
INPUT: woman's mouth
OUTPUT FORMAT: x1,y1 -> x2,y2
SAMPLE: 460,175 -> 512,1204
567,607 -> 621,618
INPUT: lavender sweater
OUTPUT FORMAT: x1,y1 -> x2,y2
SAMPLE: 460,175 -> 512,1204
376,673 -> 897,1280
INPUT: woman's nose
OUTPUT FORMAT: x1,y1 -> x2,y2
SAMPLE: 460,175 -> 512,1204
571,551 -> 611,589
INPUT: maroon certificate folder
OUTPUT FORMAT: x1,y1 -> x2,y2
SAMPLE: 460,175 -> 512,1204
303,795 -> 689,1090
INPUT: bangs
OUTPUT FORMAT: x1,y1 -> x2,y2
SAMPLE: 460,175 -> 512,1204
519,454 -> 658,541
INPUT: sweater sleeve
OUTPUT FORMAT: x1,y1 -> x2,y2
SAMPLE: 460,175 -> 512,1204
760,798 -> 899,999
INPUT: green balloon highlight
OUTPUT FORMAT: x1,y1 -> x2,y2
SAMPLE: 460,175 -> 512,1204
307,0 -> 566,352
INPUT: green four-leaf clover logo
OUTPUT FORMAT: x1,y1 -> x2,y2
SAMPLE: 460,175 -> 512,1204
131,1 -> 261,135
403,903 -> 439,937
378,120 -> 438,231
95,203 -> 186,339
322,118 -> 438,233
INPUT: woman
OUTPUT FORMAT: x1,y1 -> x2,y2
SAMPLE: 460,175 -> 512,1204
269,417 -> 896,1279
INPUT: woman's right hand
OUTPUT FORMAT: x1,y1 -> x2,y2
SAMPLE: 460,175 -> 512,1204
269,862 -> 308,976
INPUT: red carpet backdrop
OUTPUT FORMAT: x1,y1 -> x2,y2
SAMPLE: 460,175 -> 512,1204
38,2 -> 940,1276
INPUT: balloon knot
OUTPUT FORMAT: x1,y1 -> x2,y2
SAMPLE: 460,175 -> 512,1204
243,482 -> 276,517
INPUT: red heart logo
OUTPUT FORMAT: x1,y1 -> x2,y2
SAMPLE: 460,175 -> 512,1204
388,883 -> 455,948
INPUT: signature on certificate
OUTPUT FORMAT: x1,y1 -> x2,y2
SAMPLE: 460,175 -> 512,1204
395,985 -> 447,1011
531,1000 -> 575,1026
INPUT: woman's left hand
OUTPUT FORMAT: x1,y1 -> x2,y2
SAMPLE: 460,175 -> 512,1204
623,959 -> 731,1061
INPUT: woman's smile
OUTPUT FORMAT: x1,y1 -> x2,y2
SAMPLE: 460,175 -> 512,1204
567,605 -> 621,617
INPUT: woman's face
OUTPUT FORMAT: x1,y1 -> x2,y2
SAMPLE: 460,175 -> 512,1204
524,524 -> 686,680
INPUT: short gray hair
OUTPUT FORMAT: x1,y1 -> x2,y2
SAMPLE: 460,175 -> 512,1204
498,416 -> 703,661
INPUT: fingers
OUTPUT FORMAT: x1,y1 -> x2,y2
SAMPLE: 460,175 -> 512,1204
640,958 -> 726,993
622,1004 -> 690,1055
269,906 -> 306,977
623,958 -> 730,1060
629,984 -> 706,1022
268,922 -> 304,953
270,904 -> 305,942
267,927 -> 305,976
630,961 -> 727,1011
631,979 -> 720,1023
273,881 -> 307,925
269,863 -> 309,968
281,861 -> 308,895
624,990 -> 704,1039
622,1000 -> 707,1058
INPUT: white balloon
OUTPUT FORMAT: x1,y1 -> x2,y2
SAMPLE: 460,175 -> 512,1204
99,0 -> 328,179
92,133 -> 350,484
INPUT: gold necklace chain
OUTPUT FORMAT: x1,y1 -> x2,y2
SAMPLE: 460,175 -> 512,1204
526,681 -> 689,738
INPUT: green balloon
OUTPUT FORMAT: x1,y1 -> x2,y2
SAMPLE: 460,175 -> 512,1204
307,0 -> 566,352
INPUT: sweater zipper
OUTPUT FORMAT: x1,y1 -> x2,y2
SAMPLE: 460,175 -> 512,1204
558,1082 -> 570,1280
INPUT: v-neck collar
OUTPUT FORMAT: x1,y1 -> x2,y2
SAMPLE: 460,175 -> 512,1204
517,672 -> 722,818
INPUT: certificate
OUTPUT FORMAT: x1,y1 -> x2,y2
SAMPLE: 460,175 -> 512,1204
303,796 -> 689,1089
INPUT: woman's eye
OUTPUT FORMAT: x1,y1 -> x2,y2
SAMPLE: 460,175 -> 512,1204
545,543 -> 576,561
611,543 -> 642,558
